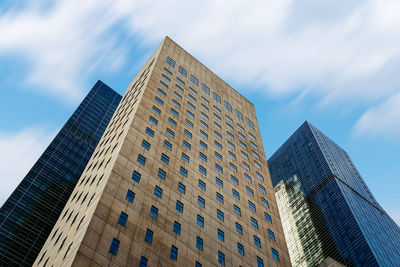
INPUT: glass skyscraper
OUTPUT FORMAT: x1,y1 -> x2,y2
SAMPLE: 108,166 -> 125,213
0,81 -> 121,266
268,121 -> 400,267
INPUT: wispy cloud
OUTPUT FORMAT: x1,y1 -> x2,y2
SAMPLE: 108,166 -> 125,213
1,0 -> 400,137
0,128 -> 55,206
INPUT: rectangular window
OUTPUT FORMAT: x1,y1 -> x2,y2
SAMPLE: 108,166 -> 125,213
262,198 -> 270,208
199,165 -> 207,175
145,127 -> 154,137
237,123 -> 245,132
252,150 -> 260,159
229,151 -> 236,161
170,108 -> 179,118
226,131 -> 234,140
118,212 -> 128,226
200,140 -> 208,150
200,111 -> 209,121
176,79 -> 185,88
199,152 -> 207,162
157,88 -> 167,97
216,177 -> 223,188
268,229 -> 276,240
213,92 -> 221,104
161,153 -> 169,164
201,96 -> 209,105
272,249 -> 279,261
196,236 -> 203,251
231,175 -> 239,185
188,94 -> 197,102
181,152 -> 189,163
149,116 -> 158,126
173,221 -> 181,235
244,173 -> 252,183
200,120 -> 208,129
189,87 -> 197,95
225,114 -> 233,123
187,102 -> 196,111
197,215 -> 204,228
132,171 -> 141,183
234,205 -> 241,216
242,161 -> 250,171
251,217 -> 258,229
257,256 -> 264,267
196,262 -> 202,267
163,67 -> 172,75
201,103 -> 209,112
152,106 -> 161,115
109,238 -> 120,255
254,235 -> 261,248
172,99 -> 181,108
155,96 -> 164,106
200,130 -> 208,139
241,150 -> 248,159
249,201 -> 256,212
184,119 -> 193,129
166,128 -> 174,138
249,132 -> 257,141
246,187 -> 254,197
166,56 -> 175,68
237,243 -> 244,256
154,186 -> 163,198
214,141 -> 222,150
214,121 -> 222,130
178,182 -> 186,194
232,189 -> 240,200
216,192 -> 224,203
139,256 -> 148,267
213,105 -> 221,114
217,209 -> 224,221
160,81 -> 168,90
214,130 -> 222,139
180,167 -> 188,177
126,190 -> 135,203
256,172 -> 264,181
229,162 -> 237,172
215,163 -> 223,174
224,100 -> 232,113
178,65 -> 187,77
176,200 -> 184,213
217,229 -> 224,242
258,184 -> 266,194
254,161 -> 262,169
250,141 -> 258,150
239,141 -> 247,150
145,229 -> 153,244
198,179 -> 206,191
150,206 -> 158,219
227,141 -> 235,150
163,140 -> 172,150
201,83 -> 210,94
235,109 -> 243,121
246,117 -> 255,130
183,140 -> 191,150
235,222 -> 243,235
218,251 -> 225,265
168,117 -> 177,127
198,196 -> 205,208
190,74 -> 199,86
170,245 -> 178,261
264,212 -> 272,223
215,151 -> 222,161
184,129 -> 192,139
141,140 -> 151,150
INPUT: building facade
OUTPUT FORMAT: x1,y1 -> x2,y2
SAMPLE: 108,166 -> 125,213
268,121 -> 400,266
0,81 -> 121,266
33,37 -> 290,266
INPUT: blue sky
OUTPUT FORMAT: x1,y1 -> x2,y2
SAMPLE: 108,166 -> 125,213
0,0 -> 399,224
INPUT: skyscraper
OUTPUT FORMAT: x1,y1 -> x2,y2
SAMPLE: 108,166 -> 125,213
0,81 -> 121,266
268,121 -> 400,266
33,37 -> 290,266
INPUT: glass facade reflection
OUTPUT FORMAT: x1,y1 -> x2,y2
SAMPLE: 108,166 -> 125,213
0,81 -> 121,266
268,121 -> 400,267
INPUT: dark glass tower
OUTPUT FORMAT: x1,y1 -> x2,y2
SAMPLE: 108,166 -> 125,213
268,121 -> 400,267
0,81 -> 121,266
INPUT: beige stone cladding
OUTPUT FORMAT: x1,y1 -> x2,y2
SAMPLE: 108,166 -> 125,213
33,37 -> 290,267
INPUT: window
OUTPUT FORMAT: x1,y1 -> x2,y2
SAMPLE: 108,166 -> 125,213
272,249 -> 279,261
141,140 -> 151,150
132,171 -> 141,183
154,186 -> 163,198
235,109 -> 243,121
166,128 -> 174,138
189,87 -> 197,95
163,140 -> 172,150
200,140 -> 208,150
254,161 -> 262,169
242,161 -> 250,171
237,123 -> 245,132
188,94 -> 197,102
118,212 -> 128,226
150,206 -> 158,219
224,101 -> 232,113
201,103 -> 209,112
197,215 -> 204,228
246,187 -> 254,197
249,132 -> 257,141
217,229 -> 224,242
213,92 -> 221,104
163,67 -> 172,75
216,177 -> 223,188
200,120 -> 208,129
160,81 -> 168,90
157,88 -> 167,97
215,163 -> 223,174
178,183 -> 186,194
268,229 -> 276,240
214,121 -> 222,130
173,221 -> 181,235
181,152 -> 189,163
226,131 -> 234,140
218,251 -> 225,265
201,83 -> 210,94
158,168 -> 166,180
168,117 -> 177,127
214,130 -> 222,139
251,217 -> 258,229
172,99 -> 181,108
241,150 -> 248,159
249,201 -> 256,212
155,96 -> 164,106
200,111 -> 209,121
170,108 -> 179,118
244,173 -> 252,183
258,184 -> 266,194
200,130 -> 208,139
170,245 -> 178,261
229,163 -> 237,172
145,127 -> 154,137
161,74 -> 170,83
250,141 -> 258,150
145,229 -> 153,244
140,256 -> 148,267
264,212 -> 272,223
256,172 -> 264,181
261,198 -> 270,208
246,117 -> 255,130
166,56 -> 175,68
126,190 -> 135,203
196,261 -> 202,267
201,96 -> 210,105
237,243 -> 244,256
215,151 -> 222,161
234,205 -> 241,216
161,153 -> 169,164
152,106 -> 161,115
254,235 -> 261,248
176,200 -> 184,213
183,140 -> 191,150
198,179 -> 206,191
214,140 -> 222,150
184,129 -> 192,139
199,152 -> 207,162
173,91 -> 182,100
235,222 -> 243,235
225,114 -> 233,123
232,189 -> 240,200
216,192 -> 224,203
217,209 -> 224,221
198,196 -> 205,208
109,238 -> 120,255
180,166 -> 188,177
178,65 -> 187,77
64,243 -> 72,259
227,141 -> 235,150
187,107 -> 195,116
231,175 -> 239,185
196,236 -> 203,251
199,165 -> 207,175
228,151 -> 236,161
257,256 -> 264,267
149,116 -> 158,126
190,74 -> 199,86
176,78 -> 185,87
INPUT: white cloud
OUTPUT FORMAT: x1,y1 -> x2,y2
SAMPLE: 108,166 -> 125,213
0,128 -> 55,206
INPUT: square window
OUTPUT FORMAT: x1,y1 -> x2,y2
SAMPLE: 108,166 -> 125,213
246,186 -> 254,196
200,130 -> 208,139
200,140 -> 208,150
183,140 -> 191,150
215,164 -> 223,174
231,175 -> 239,185
261,198 -> 270,208
145,229 -> 153,244
232,189 -> 240,200
149,116 -> 158,125
215,151 -> 222,161
152,106 -> 161,115
258,184 -> 266,194
184,129 -> 192,139
202,83 -> 210,95
137,154 -> 146,165
166,56 -> 175,68
168,117 -> 177,127
141,140 -> 151,150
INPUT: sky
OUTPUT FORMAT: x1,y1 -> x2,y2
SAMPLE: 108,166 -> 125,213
0,0 -> 399,225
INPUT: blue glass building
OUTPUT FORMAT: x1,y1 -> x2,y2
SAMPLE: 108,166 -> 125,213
268,121 -> 400,267
0,81 -> 121,266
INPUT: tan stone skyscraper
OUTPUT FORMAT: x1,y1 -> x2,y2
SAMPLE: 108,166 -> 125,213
33,37 -> 290,267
